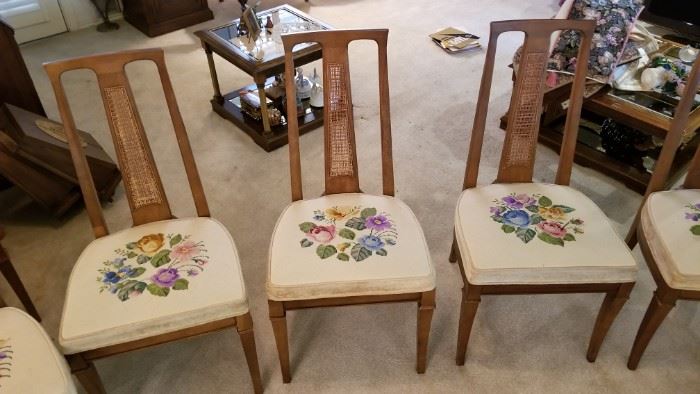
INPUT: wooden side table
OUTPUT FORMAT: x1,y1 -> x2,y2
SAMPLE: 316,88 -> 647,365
195,5 -> 331,151
0,227 -> 40,320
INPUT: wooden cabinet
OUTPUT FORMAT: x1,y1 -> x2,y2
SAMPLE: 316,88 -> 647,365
122,0 -> 213,37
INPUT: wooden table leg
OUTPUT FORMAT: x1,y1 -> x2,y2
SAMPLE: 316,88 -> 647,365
204,45 -> 223,104
254,75 -> 273,137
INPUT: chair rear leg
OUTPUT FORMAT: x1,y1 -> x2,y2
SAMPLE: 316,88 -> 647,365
586,282 -> 634,362
67,353 -> 106,394
0,250 -> 40,321
268,300 -> 291,383
627,290 -> 677,370
449,235 -> 458,263
236,312 -> 263,394
456,283 -> 481,365
416,290 -> 435,374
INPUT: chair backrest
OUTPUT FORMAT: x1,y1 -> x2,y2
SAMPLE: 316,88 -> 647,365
281,29 -> 393,201
44,48 -> 209,238
462,19 -> 595,190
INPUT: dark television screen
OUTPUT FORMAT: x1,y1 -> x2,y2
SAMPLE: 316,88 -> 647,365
642,0 -> 700,41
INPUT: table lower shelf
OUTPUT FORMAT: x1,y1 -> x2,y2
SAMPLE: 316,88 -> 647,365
212,85 -> 323,152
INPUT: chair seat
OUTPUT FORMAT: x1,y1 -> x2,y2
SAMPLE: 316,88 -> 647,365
0,307 -> 76,393
455,183 -> 637,285
267,193 -> 436,300
641,189 -> 700,291
60,217 -> 248,354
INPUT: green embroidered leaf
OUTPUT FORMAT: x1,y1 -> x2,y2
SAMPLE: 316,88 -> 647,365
538,196 -> 552,207
691,225 -> 700,236
529,214 -> 542,225
526,205 -> 540,213
146,283 -> 170,297
551,205 -> 575,213
150,249 -> 171,268
350,244 -> 372,262
538,232 -> 564,246
316,244 -> 337,259
339,228 -> 356,240
516,228 -> 536,243
491,215 -> 504,223
299,222 -> 317,233
345,217 -> 366,230
126,242 -> 137,250
501,225 -> 516,233
360,207 -> 377,218
337,253 -> 350,261
172,278 -> 189,290
126,252 -> 138,259
169,234 -> 183,247
300,238 -> 313,247
376,248 -> 388,256
129,267 -> 146,278
116,280 -> 146,301
137,254 -> 151,265
563,234 -> 576,241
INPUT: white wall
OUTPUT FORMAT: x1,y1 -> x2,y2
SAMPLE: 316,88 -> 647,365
58,0 -> 122,31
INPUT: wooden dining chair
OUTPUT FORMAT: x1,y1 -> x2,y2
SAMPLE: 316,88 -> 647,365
267,29 -> 436,383
43,48 -> 262,393
0,226 -> 40,321
449,19 -> 637,365
627,56 -> 700,370
0,307 -> 77,393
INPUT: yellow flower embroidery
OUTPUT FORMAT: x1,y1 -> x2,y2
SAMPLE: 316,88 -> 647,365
539,206 -> 565,220
325,206 -> 359,221
136,233 -> 165,255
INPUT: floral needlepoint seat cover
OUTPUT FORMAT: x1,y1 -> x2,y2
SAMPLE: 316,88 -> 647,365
0,307 -> 76,393
455,183 -> 637,285
641,189 -> 700,291
60,217 -> 248,354
267,194 -> 436,301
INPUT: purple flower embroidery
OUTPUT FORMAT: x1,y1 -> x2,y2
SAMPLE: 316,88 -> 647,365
364,215 -> 392,231
685,213 -> 700,222
0,352 -> 7,359
151,268 -> 180,288
501,194 -> 536,209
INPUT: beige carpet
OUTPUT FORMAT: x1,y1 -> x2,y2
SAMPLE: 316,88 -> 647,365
2,0 -> 698,392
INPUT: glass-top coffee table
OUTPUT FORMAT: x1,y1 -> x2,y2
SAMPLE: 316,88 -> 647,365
195,4 -> 331,151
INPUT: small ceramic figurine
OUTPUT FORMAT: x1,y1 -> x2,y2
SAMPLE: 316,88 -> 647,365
295,67 -> 312,100
309,68 -> 324,108
265,16 -> 274,30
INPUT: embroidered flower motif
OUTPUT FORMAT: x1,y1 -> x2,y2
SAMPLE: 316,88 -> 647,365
97,233 -> 209,301
490,193 -> 584,246
307,225 -> 336,243
298,206 -> 397,262
685,202 -> 700,236
0,338 -> 12,385
136,233 -> 165,255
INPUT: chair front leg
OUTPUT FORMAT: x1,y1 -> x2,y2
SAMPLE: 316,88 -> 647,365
67,353 -> 105,394
236,312 -> 263,394
0,247 -> 40,321
627,288 -> 677,370
416,290 -> 435,374
586,282 -> 634,362
268,300 -> 291,383
456,282 -> 481,366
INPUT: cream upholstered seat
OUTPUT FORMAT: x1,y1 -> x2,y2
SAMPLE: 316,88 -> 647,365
455,183 -> 637,286
640,189 -> 700,291
268,193 -> 436,301
0,307 -> 76,393
60,217 -> 247,354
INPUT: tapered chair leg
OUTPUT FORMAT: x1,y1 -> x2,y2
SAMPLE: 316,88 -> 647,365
268,300 -> 291,383
236,313 -> 263,394
449,236 -> 458,263
67,354 -> 106,394
416,290 -> 435,374
586,282 -> 634,362
627,290 -> 677,370
0,248 -> 40,321
456,283 -> 481,365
